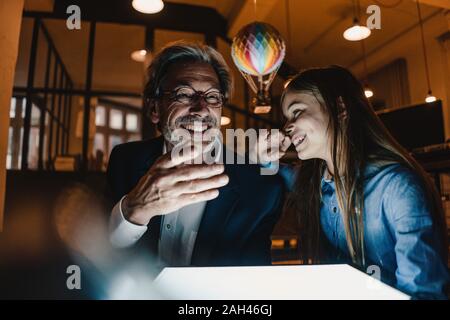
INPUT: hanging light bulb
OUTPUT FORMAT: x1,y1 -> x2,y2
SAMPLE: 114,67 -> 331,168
425,90 -> 437,103
364,89 -> 374,98
360,40 -> 373,98
220,116 -> 231,126
344,19 -> 371,41
344,1 -> 370,41
130,49 -> 147,62
416,1 -> 437,104
364,86 -> 374,98
132,0 -> 164,14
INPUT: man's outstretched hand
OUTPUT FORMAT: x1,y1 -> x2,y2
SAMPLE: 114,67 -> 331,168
122,145 -> 229,226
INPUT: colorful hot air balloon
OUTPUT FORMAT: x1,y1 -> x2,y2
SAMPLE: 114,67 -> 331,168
232,22 -> 286,113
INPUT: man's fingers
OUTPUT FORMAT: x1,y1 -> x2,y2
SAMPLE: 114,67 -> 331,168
265,131 -> 290,156
156,144 -> 202,169
280,136 -> 292,152
257,130 -> 269,149
260,149 -> 284,164
260,132 -> 287,161
260,131 -> 286,150
168,174 -> 229,197
176,189 -> 220,207
171,164 -> 224,183
150,163 -> 225,189
268,150 -> 285,161
271,131 -> 289,146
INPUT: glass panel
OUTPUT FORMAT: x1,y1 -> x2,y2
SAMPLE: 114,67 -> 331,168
42,122 -> 48,166
10,98 -> 16,118
17,128 -> 24,170
126,113 -> 138,132
109,109 -> 123,130
7,126 -> 23,170
21,98 -> 26,118
31,103 -> 40,126
7,127 -> 13,159
28,127 -> 40,169
93,133 -> 105,154
95,105 -> 106,126
6,154 -> 12,170
66,95 -> 84,157
23,103 -> 42,169
109,135 -> 123,155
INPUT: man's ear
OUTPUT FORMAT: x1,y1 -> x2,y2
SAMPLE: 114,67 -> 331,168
337,96 -> 348,122
149,100 -> 160,124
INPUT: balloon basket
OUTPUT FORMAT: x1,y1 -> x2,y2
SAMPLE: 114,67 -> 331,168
252,90 -> 272,114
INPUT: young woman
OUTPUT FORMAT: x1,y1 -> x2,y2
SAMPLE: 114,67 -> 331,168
262,65 -> 448,299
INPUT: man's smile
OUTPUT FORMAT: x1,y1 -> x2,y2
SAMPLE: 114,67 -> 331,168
179,122 -> 211,134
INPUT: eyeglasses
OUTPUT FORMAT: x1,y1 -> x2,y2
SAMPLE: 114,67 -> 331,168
160,86 -> 225,108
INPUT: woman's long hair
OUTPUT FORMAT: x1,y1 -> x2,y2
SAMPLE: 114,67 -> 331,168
283,65 -> 447,267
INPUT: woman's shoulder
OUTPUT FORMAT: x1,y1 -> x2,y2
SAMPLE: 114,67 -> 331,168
367,162 -> 432,220
364,162 -> 428,204
364,161 -> 421,186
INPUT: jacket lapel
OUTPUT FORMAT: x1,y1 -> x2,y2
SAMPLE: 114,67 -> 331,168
190,164 -> 240,266
137,136 -> 164,178
138,137 -> 164,256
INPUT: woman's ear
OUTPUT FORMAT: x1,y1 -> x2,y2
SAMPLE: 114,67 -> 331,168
337,96 -> 348,122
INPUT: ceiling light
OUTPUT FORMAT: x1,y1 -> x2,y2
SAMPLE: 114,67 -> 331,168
344,20 -> 371,41
221,116 -> 231,126
425,91 -> 437,103
363,82 -> 374,98
132,0 -> 164,14
131,49 -> 147,62
364,87 -> 374,98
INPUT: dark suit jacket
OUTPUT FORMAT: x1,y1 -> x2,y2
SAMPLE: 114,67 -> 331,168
107,136 -> 285,267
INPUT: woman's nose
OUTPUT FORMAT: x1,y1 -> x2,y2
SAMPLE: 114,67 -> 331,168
283,123 -> 295,136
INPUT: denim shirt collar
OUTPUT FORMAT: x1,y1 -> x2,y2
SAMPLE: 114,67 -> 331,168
321,168 -> 335,193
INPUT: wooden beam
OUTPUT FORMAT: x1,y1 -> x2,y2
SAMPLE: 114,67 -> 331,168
416,0 -> 450,10
24,0 -> 54,12
0,0 -> 25,231
24,0 -> 228,37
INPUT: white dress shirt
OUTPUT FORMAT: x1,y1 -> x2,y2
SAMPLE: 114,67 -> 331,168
109,138 -> 221,266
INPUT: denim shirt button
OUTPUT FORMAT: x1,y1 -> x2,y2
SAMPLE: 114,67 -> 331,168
333,207 -> 337,213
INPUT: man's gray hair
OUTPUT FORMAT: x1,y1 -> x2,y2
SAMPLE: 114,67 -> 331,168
144,41 -> 233,104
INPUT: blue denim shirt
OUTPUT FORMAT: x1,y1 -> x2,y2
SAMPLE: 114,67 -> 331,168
279,162 -> 449,299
